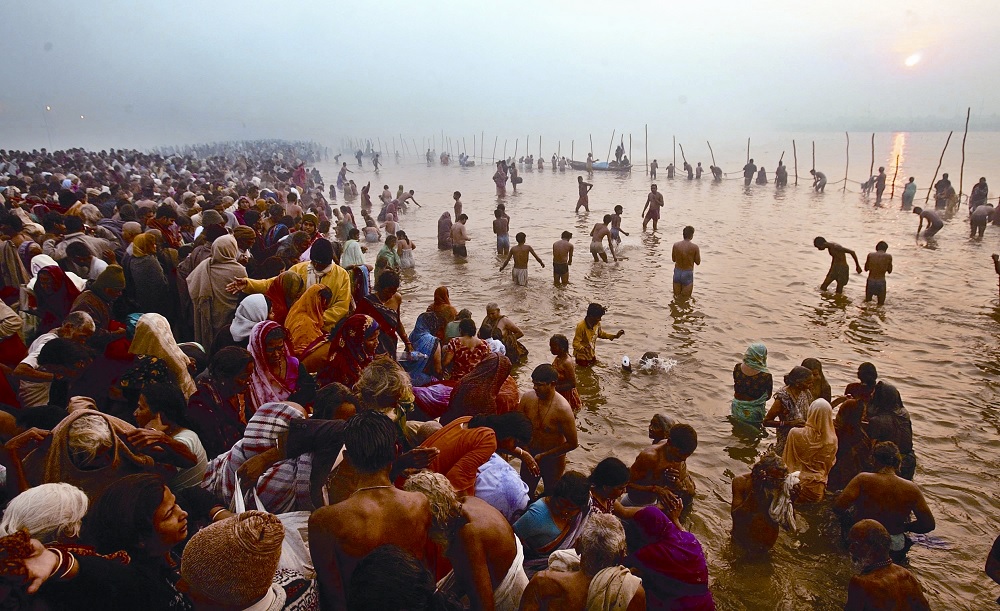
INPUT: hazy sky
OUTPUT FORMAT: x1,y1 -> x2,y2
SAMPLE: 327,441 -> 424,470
2,0 -> 997,151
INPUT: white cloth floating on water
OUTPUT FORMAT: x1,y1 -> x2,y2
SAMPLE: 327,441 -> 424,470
770,471 -> 799,532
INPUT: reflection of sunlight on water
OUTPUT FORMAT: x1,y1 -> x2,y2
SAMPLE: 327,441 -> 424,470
888,132 -> 906,184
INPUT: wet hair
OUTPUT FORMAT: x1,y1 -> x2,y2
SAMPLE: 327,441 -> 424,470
912,207 -> 923,215
494,209 -> 503,219
875,241 -> 888,252
531,363 -> 559,384
209,346 -> 253,380
84,473 -> 167,555
348,227 -> 360,240
375,269 -> 400,292
550,334 -> 569,352
468,412 -> 532,444
578,513 -> 626,576
857,362 -> 878,385
683,226 -> 694,239
586,303 -> 606,319
140,382 -> 194,430
589,457 -> 630,489
813,236 -> 826,248
561,231 -> 572,240
347,545 -> 461,611
403,471 -> 462,532
344,411 -> 398,474
552,471 -> 591,508
603,214 -> 613,224
668,423 -> 698,456
872,441 -> 901,469
614,205 -> 623,212
515,232 -> 526,243
458,318 -> 476,337
453,191 -> 461,199
750,452 -> 786,487
458,214 -> 468,222
354,356 -> 412,413
313,382 -> 359,421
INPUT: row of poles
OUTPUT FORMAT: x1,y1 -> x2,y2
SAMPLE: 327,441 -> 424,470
342,107 -> 976,203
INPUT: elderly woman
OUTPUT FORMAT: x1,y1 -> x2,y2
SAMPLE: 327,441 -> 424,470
202,401 -> 313,513
763,365 -> 812,454
211,294 -> 269,353
731,342 -> 773,425
782,399 -> 838,503
186,235 -> 246,350
0,483 -> 89,544
247,320 -> 315,408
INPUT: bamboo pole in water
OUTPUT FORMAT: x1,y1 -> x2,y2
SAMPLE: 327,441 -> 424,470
869,133 -> 875,183
678,143 -> 688,164
628,134 -> 632,169
707,140 -> 717,167
539,135 -> 542,158
746,137 -> 750,163
492,137 -> 497,164
606,130 -> 615,164
645,124 -> 649,175
503,139 -> 508,160
958,107 -> 971,202
589,134 -> 593,156
843,132 -> 849,192
673,136 -> 676,169
481,131 -> 484,163
393,137 -> 397,158
793,140 -> 798,186
811,141 -> 816,171
890,154 -> 900,199
925,131 -> 953,203
464,138 -> 467,156
513,139 -> 518,159
377,137 -> 383,157
571,140 -> 574,161
558,141 -> 561,158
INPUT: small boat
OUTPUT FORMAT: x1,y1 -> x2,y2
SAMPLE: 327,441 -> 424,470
569,159 -> 632,172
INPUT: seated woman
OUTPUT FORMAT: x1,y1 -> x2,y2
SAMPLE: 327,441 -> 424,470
211,294 -> 269,353
135,382 -> 208,491
355,270 -> 413,359
427,286 -> 458,340
588,457 -> 630,515
317,314 -> 379,389
405,311 -> 444,386
116,313 -> 198,417
30,264 -> 82,335
444,318 -> 491,380
801,357 -> 832,402
762,365 -> 812,454
782,399 -> 838,503
186,235 -> 246,351
202,401 -> 314,513
124,233 -> 171,318
731,342 -> 773,425
247,320 -> 316,408
186,346 -> 256,460
263,270 -> 306,326
513,471 -> 593,578
284,284 -> 333,371
627,503 -> 715,610
440,353 -> 517,425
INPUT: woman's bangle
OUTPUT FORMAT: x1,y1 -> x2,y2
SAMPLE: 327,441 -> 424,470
58,553 -> 76,580
210,507 -> 228,521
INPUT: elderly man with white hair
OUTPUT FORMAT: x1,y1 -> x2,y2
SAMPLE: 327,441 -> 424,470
12,311 -> 95,408
0,483 -> 89,544
519,513 -> 646,611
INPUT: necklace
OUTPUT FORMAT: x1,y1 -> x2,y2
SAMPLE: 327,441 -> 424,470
350,485 -> 392,497
861,558 -> 892,574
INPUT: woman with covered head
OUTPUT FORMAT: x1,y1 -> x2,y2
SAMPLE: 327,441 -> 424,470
210,293 -> 269,353
801,357 -> 832,402
782,399 -> 838,503
122,313 -> 198,403
247,320 -> 316,408
405,311 -> 444,386
202,401 -> 313,513
125,232 -> 171,317
263,269 -> 305,326
185,235 -> 246,350
731,342 -> 773,425
70,263 -> 128,352
30,261 -> 82,334
317,314 -> 380,389
284,283 -> 333,371
186,346 -> 256,459
440,353 -> 518,425
762,365 -> 812,454
627,500 -> 715,610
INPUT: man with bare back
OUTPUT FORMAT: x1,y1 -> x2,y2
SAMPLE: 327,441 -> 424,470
552,231 -> 574,285
814,236 -> 862,294
864,241 -> 893,305
518,364 -> 578,497
641,184 -> 664,231
671,225 -> 701,299
575,176 -> 593,213
499,232 -> 545,286
590,215 -> 618,263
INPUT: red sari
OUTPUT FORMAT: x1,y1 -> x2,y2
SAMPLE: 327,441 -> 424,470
317,314 -> 379,388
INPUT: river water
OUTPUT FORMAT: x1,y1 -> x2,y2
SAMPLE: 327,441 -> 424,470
318,130 -> 1000,609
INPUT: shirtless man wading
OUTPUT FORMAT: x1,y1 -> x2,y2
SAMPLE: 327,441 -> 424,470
641,184 -> 664,231
590,215 -> 618,263
552,231 -> 574,285
518,364 -> 578,498
864,241 -> 893,305
671,226 -> 701,299
575,176 -> 593,213
499,232 -> 545,286
814,236 -> 862,294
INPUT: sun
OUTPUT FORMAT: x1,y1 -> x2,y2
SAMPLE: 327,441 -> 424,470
904,53 -> 922,68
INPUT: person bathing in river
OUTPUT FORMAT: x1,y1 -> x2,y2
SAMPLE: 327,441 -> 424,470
864,241 -> 893,305
672,226 -> 701,299
731,453 -> 799,552
763,365 -> 812,454
913,207 -> 944,238
499,232 -> 545,286
625,417 -> 698,507
731,342 -> 773,425
550,334 -> 582,415
814,236 -> 862,294
571,302 -> 624,367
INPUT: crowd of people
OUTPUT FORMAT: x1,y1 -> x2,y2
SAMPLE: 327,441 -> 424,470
0,138 -> 984,610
